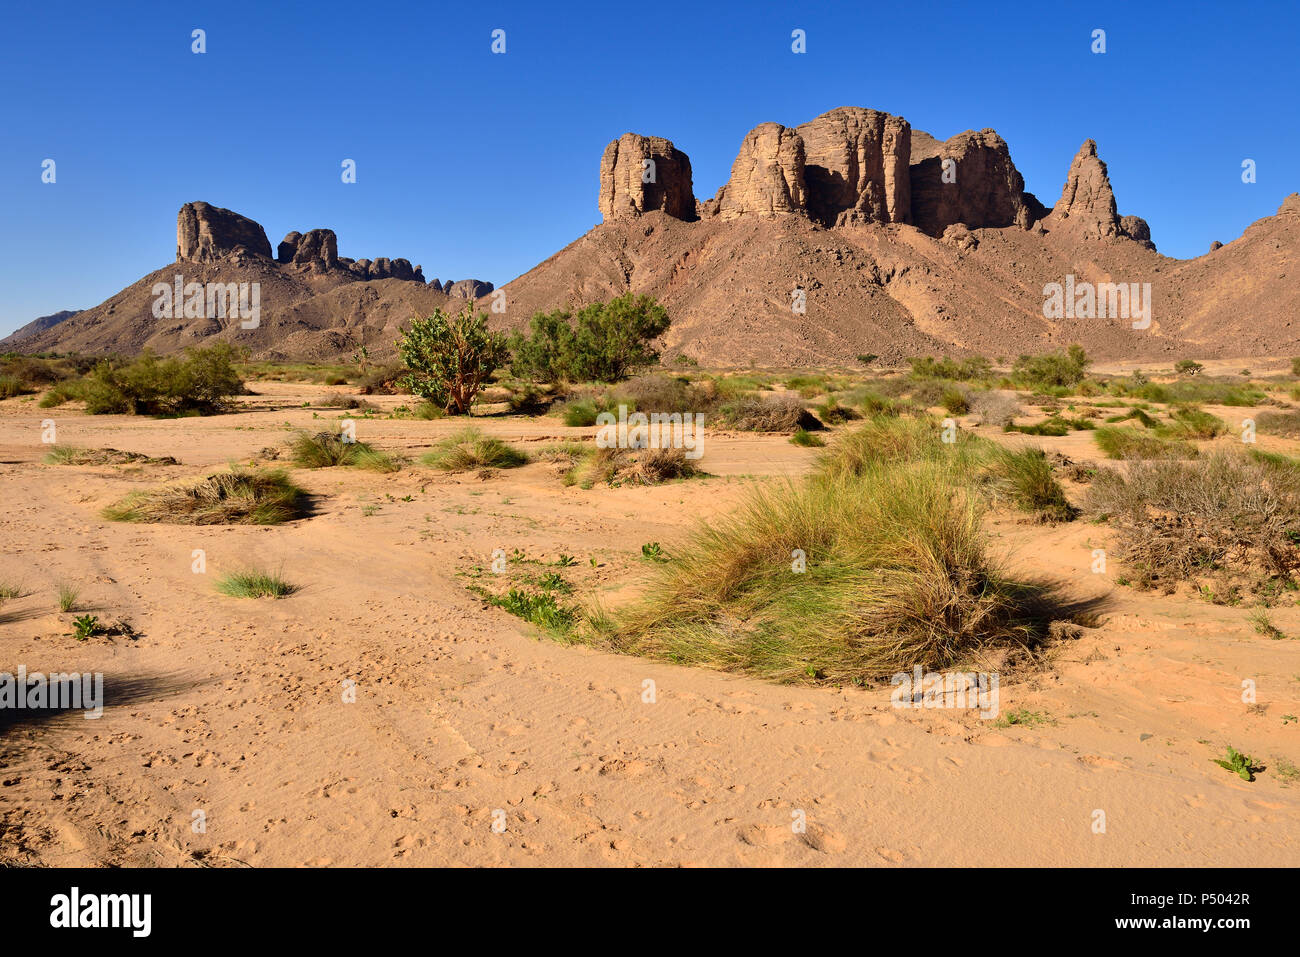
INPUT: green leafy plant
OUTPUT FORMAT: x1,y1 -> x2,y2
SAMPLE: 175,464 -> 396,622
397,304 -> 508,414
71,614 -> 100,640
641,542 -> 666,562
508,293 -> 670,383
1212,746 -> 1262,782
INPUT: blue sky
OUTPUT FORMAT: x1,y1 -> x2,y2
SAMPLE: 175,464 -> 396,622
2,0 -> 1297,338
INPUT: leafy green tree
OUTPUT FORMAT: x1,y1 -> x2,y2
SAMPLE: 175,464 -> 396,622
397,304 -> 507,414
508,309 -> 577,382
508,293 -> 669,383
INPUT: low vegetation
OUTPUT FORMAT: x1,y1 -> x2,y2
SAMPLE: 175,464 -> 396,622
216,567 -> 297,598
397,304 -> 508,415
421,428 -> 528,471
1086,451 -> 1300,593
80,344 -> 245,415
103,469 -> 306,525
508,293 -> 670,383
289,432 -> 401,472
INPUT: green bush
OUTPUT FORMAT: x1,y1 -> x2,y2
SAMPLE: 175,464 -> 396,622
909,355 -> 991,381
397,304 -> 507,415
508,293 -> 669,383
82,344 -> 244,415
1012,345 -> 1091,389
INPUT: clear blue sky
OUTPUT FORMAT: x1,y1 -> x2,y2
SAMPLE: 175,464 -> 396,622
2,0 -> 1297,338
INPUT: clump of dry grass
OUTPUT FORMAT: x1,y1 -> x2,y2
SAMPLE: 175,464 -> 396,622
718,394 -> 815,432
1093,426 -> 1196,460
44,446 -> 178,466
589,456 -> 1057,683
102,469 -> 306,525
289,432 -> 401,472
578,446 -> 700,486
968,389 -> 1022,427
1086,451 -> 1300,590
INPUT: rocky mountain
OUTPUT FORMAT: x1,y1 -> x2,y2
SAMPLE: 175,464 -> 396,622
1,310 -> 81,349
17,106 -> 1300,365
15,202 -> 494,360
494,106 -> 1298,364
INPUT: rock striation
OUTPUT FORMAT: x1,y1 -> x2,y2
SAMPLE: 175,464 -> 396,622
796,107 -> 911,226
713,123 -> 808,220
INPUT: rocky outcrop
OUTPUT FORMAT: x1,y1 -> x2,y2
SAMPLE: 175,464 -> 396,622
355,257 -> 422,282
177,202 -> 273,262
713,123 -> 808,220
1044,140 -> 1120,238
1209,240 -> 1224,252
1041,140 -> 1156,250
796,107 -> 911,226
444,279 -> 494,299
598,133 -> 695,222
292,229 -> 339,269
1119,215 -> 1155,250
910,130 -> 1044,236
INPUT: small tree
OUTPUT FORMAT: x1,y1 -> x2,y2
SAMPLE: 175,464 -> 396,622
569,293 -> 669,381
507,293 -> 670,383
397,304 -> 507,415
1174,359 -> 1203,377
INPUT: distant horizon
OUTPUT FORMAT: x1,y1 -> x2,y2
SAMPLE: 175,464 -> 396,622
4,0 -> 1298,338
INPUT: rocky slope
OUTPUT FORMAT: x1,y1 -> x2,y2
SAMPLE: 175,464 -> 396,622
14,202 -> 494,360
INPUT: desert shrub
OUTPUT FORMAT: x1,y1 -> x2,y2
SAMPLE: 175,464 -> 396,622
560,395 -> 623,427
357,362 -> 409,395
1175,359 -> 1204,376
1012,345 -> 1091,389
563,445 -> 700,487
616,374 -> 704,414
216,567 -> 297,598
1086,451 -> 1300,588
814,398 -> 857,424
790,428 -> 825,447
1004,416 -> 1094,437
397,304 -> 507,414
38,379 -> 91,407
103,470 -> 305,525
1255,409 -> 1300,438
508,294 -> 670,383
1161,405 -> 1227,439
0,375 -> 30,398
1093,427 -> 1196,460
1292,358 -> 1300,378
968,390 -> 1021,427
81,344 -> 244,415
718,394 -> 814,432
321,395 -> 381,411
1128,379 -> 1265,407
421,428 -> 528,471
909,355 -> 992,381
590,456 -> 1059,683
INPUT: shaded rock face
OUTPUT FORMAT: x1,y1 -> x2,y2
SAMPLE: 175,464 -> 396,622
444,279 -> 494,299
1119,215 -> 1155,250
277,231 -> 302,264
292,229 -> 339,269
1045,140 -> 1120,238
910,130 -> 1044,236
714,123 -> 808,220
796,107 -> 911,226
361,257 -> 422,282
598,133 -> 696,222
177,202 -> 273,262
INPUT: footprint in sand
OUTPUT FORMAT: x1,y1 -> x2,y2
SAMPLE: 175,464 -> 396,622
738,824 -> 792,847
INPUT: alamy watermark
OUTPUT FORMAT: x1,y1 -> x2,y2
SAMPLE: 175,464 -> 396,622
152,274 -> 260,329
890,665 -> 999,719
595,404 -> 704,459
1043,274 -> 1151,330
1,666 -> 103,719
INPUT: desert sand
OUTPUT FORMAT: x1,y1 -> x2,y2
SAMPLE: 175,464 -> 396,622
2,378 -> 1298,867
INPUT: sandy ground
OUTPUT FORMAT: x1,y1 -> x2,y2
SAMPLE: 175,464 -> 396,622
1,382 -> 1298,867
